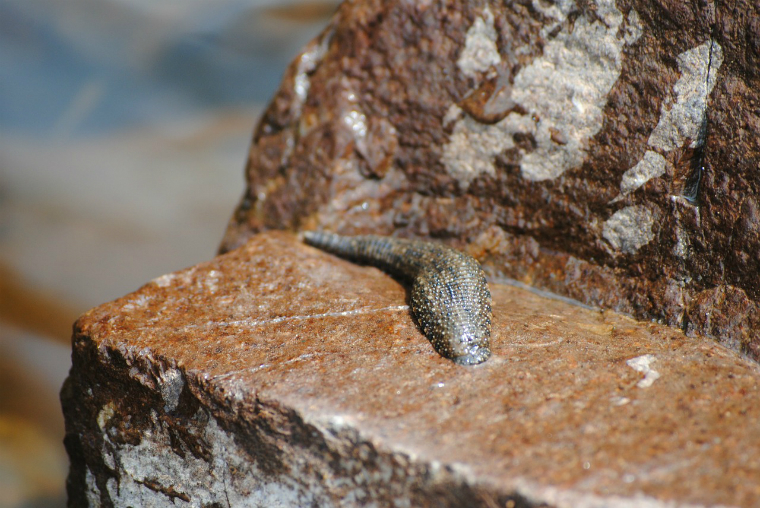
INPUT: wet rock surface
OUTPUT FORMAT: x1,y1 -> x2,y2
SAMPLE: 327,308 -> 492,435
221,0 -> 760,359
63,232 -> 760,507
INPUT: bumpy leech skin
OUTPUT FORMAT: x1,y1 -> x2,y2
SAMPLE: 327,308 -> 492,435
303,231 -> 492,365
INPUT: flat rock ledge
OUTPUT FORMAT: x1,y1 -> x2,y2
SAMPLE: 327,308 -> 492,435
62,232 -> 760,507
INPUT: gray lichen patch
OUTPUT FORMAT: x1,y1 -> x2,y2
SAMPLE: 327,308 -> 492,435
158,368 -> 184,412
514,1 -> 639,181
613,150 -> 670,201
88,409 -> 310,507
457,6 -> 499,79
442,1 -> 643,188
602,205 -> 655,254
608,39 -> 724,238
648,40 -> 724,152
441,106 -> 534,189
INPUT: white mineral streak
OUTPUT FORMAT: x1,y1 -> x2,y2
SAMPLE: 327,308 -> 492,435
648,40 -> 724,152
443,1 -> 643,188
457,6 -> 499,79
602,205 -> 655,255
293,28 -> 334,109
626,354 -> 661,388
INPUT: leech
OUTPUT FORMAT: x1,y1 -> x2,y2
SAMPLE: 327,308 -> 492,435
303,231 -> 492,365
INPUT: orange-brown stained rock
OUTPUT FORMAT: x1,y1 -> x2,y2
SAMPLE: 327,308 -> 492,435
220,0 -> 760,361
63,232 -> 760,507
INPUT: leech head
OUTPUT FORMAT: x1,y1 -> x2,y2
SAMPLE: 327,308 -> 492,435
453,346 -> 491,365
449,326 -> 491,365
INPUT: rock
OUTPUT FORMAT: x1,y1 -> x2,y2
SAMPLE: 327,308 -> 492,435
62,232 -> 760,507
220,0 -> 760,359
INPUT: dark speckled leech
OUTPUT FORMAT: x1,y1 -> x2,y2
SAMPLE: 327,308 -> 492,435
303,231 -> 492,365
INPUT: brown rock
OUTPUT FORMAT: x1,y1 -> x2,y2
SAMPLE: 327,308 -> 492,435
63,232 -> 760,507
221,0 -> 760,359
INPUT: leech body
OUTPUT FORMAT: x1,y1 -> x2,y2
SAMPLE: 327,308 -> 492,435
303,231 -> 492,365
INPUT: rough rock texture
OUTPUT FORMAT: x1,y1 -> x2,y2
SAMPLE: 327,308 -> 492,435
221,0 -> 760,360
63,232 -> 760,507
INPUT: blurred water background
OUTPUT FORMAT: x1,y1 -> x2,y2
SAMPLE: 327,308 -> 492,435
0,1 -> 336,505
